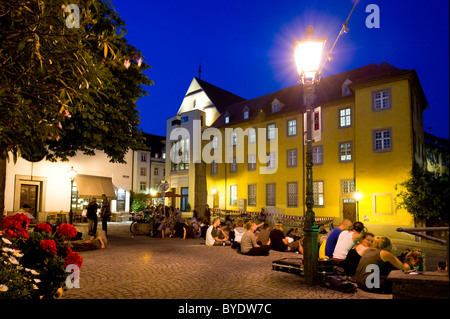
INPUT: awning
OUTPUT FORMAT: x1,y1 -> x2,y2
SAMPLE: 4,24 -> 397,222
74,174 -> 116,199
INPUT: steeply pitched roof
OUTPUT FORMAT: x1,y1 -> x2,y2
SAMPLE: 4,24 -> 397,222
194,77 -> 246,111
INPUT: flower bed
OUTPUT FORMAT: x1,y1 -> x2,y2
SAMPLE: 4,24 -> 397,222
1,213 -> 83,299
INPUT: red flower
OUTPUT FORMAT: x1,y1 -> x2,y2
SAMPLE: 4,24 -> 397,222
40,239 -> 57,254
1,213 -> 30,235
65,251 -> 83,269
34,223 -> 53,234
55,223 -> 77,239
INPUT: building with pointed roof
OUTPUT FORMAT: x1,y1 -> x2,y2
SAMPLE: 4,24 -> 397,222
165,63 -> 429,239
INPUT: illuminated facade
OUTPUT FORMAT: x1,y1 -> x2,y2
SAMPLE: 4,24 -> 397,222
166,63 -> 428,238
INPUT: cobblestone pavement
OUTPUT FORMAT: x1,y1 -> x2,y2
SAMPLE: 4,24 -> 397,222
62,222 -> 447,302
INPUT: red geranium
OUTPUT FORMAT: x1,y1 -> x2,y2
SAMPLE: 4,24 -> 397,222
1,213 -> 30,239
65,251 -> 83,269
34,223 -> 53,234
55,223 -> 77,239
40,239 -> 58,254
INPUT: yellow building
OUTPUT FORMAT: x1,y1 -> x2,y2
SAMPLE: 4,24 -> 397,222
167,63 -> 428,239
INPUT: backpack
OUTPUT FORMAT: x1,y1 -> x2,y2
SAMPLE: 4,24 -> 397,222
321,275 -> 357,293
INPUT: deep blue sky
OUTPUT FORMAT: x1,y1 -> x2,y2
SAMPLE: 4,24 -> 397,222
111,0 -> 449,139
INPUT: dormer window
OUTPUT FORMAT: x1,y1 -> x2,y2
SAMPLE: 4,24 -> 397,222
243,106 -> 249,119
342,79 -> 353,96
225,112 -> 230,124
272,103 -> 280,112
193,99 -> 196,108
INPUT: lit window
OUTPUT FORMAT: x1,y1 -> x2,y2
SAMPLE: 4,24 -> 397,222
272,103 -> 280,112
267,124 -> 276,140
248,154 -> 256,171
339,108 -> 351,128
287,119 -> 297,136
313,181 -> 324,207
230,185 -> 237,206
339,142 -> 352,162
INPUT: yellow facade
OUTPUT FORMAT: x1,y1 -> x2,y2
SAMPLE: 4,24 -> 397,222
202,64 -> 427,239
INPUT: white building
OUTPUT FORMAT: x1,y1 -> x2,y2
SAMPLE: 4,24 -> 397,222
4,150 -> 132,222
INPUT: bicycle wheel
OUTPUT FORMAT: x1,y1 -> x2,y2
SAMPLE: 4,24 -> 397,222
130,221 -> 137,234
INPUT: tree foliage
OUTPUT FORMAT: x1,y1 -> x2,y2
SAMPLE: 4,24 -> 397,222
395,164 -> 449,222
0,0 -> 153,163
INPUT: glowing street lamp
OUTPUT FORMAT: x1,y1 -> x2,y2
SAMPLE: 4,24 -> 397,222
294,25 -> 326,285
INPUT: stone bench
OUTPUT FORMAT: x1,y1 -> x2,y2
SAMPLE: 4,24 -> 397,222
388,270 -> 449,299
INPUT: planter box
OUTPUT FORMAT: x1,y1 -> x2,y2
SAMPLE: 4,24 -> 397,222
388,270 -> 449,299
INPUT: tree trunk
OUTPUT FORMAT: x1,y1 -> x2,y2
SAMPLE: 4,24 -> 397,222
0,156 -> 7,225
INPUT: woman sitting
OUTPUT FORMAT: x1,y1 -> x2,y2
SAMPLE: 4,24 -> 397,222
240,221 -> 271,256
355,236 -> 409,294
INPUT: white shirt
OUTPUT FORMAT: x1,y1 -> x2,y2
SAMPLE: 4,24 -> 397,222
333,230 -> 356,260
205,225 -> 215,246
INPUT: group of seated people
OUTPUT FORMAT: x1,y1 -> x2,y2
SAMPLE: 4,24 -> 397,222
319,219 -> 425,294
205,217 -> 304,256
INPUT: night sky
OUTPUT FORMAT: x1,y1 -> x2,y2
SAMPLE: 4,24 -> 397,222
111,0 -> 449,139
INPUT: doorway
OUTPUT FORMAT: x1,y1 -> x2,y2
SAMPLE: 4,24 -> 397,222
181,187 -> 189,211
20,184 -> 38,217
342,198 -> 356,222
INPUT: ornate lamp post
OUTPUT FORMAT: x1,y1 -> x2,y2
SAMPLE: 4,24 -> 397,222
294,25 -> 326,285
68,166 -> 77,224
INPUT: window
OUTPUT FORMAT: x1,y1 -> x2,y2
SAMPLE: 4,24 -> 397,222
180,116 -> 189,123
272,103 -> 280,112
267,123 -> 276,140
212,135 -> 218,150
230,157 -> 237,173
139,181 -> 147,192
339,142 -> 352,162
339,108 -> 351,128
211,161 -> 218,175
341,179 -> 355,194
230,185 -> 237,206
373,89 -> 391,110
231,132 -> 237,146
267,152 -> 276,169
154,167 -> 159,176
287,182 -> 298,207
287,119 -> 297,136
313,181 -> 324,207
373,129 -> 392,151
225,112 -> 230,124
287,149 -> 297,167
248,127 -> 256,143
140,153 -> 147,162
171,139 -> 190,171
266,183 -> 276,206
313,145 -> 323,165
248,184 -> 257,206
243,106 -> 249,119
248,154 -> 256,171
140,167 -> 147,176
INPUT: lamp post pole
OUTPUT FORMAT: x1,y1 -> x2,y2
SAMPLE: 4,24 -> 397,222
68,166 -> 76,224
303,81 -> 319,285
294,25 -> 326,285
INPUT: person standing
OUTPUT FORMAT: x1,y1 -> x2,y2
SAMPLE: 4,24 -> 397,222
100,194 -> 111,235
86,198 -> 98,243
